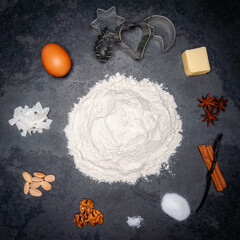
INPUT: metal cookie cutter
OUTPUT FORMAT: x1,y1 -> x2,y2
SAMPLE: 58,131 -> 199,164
114,22 -> 153,60
94,27 -> 112,62
91,6 -> 125,35
144,15 -> 176,52
91,6 -> 125,62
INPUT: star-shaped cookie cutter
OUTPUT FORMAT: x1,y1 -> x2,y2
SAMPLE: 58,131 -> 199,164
91,6 -> 125,35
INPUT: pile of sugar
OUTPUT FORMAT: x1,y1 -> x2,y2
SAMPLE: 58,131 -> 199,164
161,193 -> 190,221
126,216 -> 143,228
65,73 -> 182,184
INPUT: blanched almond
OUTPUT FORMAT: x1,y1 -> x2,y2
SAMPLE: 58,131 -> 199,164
32,177 -> 43,182
44,175 -> 55,182
41,181 -> 52,191
33,172 -> 46,178
29,188 -> 42,197
30,181 -> 41,189
23,172 -> 32,183
24,182 -> 29,195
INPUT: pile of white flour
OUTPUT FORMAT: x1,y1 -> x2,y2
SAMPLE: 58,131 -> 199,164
65,73 -> 182,184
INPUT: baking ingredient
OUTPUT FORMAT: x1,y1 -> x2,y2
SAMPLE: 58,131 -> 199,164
214,97 -> 228,114
198,93 -> 216,111
207,145 -> 227,188
198,145 -> 226,191
41,43 -> 71,77
41,181 -> 52,191
23,172 -> 32,183
161,193 -> 190,221
126,216 -> 143,228
24,182 -> 29,195
65,73 -> 182,184
79,198 -> 94,214
74,213 -> 88,227
202,110 -> 219,126
29,188 -> 42,197
44,175 -> 56,182
8,102 -> 52,137
22,171 -> 55,197
74,198 -> 103,228
198,94 -> 228,126
30,182 -> 41,189
32,177 -> 43,182
181,46 -> 210,76
34,172 -> 46,178
198,145 -> 222,191
196,134 -> 223,212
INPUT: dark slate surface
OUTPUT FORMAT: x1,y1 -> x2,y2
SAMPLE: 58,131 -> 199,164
0,0 -> 240,239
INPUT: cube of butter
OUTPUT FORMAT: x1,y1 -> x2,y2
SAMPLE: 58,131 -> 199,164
181,46 -> 210,76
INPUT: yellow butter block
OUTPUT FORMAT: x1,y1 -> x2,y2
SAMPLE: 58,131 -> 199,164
181,46 -> 211,76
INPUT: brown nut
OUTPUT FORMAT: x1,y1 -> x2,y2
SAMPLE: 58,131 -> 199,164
23,172 -> 32,183
30,181 -> 41,189
41,181 -> 52,191
79,198 -> 88,213
32,177 -> 43,182
79,198 -> 94,213
24,182 -> 29,195
29,188 -> 42,197
74,213 -> 88,228
44,175 -> 55,182
92,209 -> 103,224
33,172 -> 46,178
88,213 -> 97,226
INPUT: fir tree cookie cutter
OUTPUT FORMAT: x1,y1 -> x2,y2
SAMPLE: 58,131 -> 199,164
94,27 -> 112,62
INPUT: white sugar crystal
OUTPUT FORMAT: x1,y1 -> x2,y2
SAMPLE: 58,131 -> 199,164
161,193 -> 190,221
126,216 -> 143,228
9,102 -> 52,136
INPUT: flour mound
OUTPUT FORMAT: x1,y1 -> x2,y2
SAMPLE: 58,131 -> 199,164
65,73 -> 182,184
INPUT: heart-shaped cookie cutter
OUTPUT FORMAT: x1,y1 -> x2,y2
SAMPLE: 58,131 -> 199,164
114,22 -> 153,60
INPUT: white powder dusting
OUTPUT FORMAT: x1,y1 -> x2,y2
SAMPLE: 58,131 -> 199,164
161,193 -> 190,221
126,216 -> 143,228
65,73 -> 182,184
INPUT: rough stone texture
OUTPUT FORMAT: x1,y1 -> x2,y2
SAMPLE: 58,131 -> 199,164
0,0 -> 239,239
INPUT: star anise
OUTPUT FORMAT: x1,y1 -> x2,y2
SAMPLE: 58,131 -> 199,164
198,93 -> 216,111
214,96 -> 228,114
202,109 -> 219,126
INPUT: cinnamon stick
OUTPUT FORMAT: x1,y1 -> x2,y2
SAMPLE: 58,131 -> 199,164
198,145 -> 223,191
207,145 -> 227,189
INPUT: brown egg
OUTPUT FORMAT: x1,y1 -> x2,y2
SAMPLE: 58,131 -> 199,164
41,43 -> 71,77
